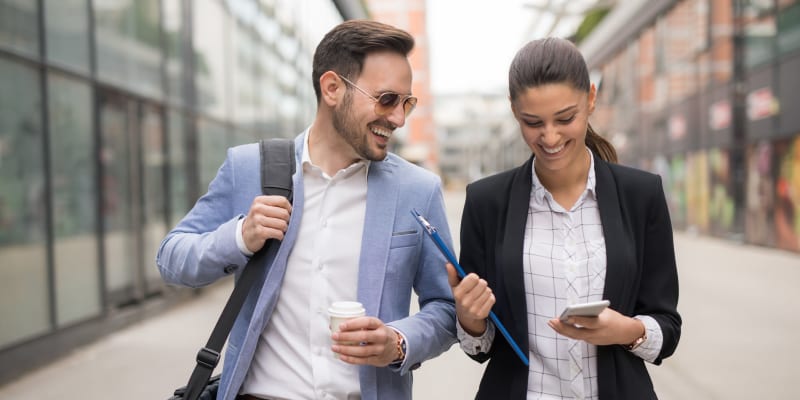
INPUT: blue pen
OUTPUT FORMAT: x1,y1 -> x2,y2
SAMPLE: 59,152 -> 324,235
411,209 -> 530,367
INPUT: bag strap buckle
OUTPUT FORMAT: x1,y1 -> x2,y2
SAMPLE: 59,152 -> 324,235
196,347 -> 220,369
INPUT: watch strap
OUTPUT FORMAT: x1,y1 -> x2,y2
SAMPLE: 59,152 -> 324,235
626,323 -> 647,351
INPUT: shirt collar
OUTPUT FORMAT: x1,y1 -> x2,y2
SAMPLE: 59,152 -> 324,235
531,147 -> 597,204
302,128 -> 370,178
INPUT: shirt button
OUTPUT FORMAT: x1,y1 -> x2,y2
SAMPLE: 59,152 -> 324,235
317,263 -> 324,271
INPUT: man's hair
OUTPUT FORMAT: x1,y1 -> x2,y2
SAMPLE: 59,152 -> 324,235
312,20 -> 415,103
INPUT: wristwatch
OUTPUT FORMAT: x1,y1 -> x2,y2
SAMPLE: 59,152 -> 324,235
393,333 -> 407,362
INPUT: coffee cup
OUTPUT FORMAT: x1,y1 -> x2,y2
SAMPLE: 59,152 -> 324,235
328,301 -> 366,333
329,301 -> 365,358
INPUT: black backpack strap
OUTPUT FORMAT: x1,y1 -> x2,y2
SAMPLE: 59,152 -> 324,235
181,138 -> 295,400
260,138 -> 295,201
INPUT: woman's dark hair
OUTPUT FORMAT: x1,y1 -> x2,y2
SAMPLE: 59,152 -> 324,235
508,37 -> 617,163
312,20 -> 415,103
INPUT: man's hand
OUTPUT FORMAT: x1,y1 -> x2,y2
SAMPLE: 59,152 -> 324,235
331,317 -> 400,367
241,195 -> 292,253
446,263 -> 495,336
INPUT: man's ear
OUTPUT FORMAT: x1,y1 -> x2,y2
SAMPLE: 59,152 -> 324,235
320,71 -> 343,107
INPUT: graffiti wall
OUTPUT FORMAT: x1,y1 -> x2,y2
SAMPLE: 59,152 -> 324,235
774,135 -> 800,252
707,148 -> 736,236
745,141 -> 775,246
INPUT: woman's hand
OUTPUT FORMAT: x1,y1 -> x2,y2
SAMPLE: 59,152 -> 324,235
547,307 -> 645,346
446,263 -> 495,336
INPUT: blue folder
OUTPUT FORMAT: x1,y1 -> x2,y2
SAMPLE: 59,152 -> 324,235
411,209 -> 529,366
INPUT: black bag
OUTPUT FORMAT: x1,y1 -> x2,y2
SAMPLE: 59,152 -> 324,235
170,375 -> 220,400
169,138 -> 295,400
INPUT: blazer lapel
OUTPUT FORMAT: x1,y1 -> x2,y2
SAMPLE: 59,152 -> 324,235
499,156 -> 534,350
356,160 -> 397,318
593,158 -> 631,310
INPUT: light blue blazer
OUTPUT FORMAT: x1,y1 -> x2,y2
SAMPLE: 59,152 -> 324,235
157,132 -> 458,400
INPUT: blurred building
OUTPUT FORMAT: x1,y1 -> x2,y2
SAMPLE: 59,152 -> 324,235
435,93 -> 525,187
439,0 -> 800,254
435,1 -> 615,187
365,0 -> 439,170
581,0 -> 800,252
0,0 -> 367,385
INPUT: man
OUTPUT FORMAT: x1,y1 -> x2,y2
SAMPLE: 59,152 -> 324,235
157,20 -> 457,400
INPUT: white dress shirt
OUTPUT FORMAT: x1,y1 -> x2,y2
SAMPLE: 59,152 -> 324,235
238,131 -> 368,400
458,150 -> 662,399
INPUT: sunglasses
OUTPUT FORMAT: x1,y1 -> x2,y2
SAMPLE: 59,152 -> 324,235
337,73 -> 418,117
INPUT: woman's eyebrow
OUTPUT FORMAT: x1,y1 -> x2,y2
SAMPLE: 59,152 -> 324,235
554,105 -> 578,115
521,104 -> 578,119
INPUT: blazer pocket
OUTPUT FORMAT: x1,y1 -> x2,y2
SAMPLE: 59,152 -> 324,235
390,231 -> 419,249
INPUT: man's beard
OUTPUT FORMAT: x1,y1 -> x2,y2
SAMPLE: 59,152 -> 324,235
332,93 -> 388,162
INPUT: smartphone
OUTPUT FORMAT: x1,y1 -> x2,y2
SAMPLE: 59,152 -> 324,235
559,300 -> 610,322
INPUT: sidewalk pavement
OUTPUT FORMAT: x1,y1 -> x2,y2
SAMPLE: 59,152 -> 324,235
0,189 -> 798,399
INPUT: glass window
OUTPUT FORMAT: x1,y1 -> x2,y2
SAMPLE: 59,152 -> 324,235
94,0 -> 163,99
743,1 -> 777,68
0,0 -> 39,57
98,92 -> 137,305
258,41 -> 281,135
47,72 -> 101,327
162,0 -> 184,106
778,0 -> 800,54
141,104 -> 167,292
0,58 -> 49,348
197,118 -> 227,190
44,0 -> 90,73
231,13 -> 261,132
277,57 -> 300,134
166,110 -> 188,227
194,0 -> 231,120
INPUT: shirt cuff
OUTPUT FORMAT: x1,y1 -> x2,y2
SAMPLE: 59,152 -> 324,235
457,319 -> 495,355
235,217 -> 254,256
630,315 -> 662,363
387,327 -> 408,371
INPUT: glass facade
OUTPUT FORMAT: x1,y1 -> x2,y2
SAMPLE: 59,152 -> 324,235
47,72 -> 101,326
44,0 -> 91,73
0,0 -> 350,382
99,92 -> 137,304
166,109 -> 188,226
95,0 -> 164,99
0,58 -> 49,347
0,0 -> 39,58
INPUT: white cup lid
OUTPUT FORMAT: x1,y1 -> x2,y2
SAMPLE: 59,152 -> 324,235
328,301 -> 365,317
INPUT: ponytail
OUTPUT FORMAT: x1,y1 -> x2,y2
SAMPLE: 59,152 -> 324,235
585,123 -> 618,163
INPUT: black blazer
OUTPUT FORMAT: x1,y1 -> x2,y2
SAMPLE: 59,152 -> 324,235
459,154 -> 681,400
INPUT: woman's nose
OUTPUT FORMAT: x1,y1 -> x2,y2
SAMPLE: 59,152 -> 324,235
539,125 -> 560,145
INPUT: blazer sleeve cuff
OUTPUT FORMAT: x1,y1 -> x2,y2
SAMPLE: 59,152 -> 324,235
629,315 -> 663,363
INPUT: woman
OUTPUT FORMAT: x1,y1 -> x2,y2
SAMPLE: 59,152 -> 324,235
448,37 -> 681,399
